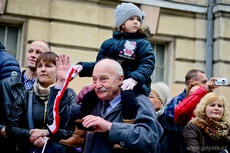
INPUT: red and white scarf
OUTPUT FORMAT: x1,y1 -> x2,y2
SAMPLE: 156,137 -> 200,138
47,65 -> 78,134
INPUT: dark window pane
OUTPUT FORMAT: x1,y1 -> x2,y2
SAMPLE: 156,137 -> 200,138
6,26 -> 18,57
151,44 -> 165,83
0,25 -> 6,44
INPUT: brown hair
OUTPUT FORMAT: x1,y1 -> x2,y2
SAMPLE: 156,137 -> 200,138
114,25 -> 151,37
185,69 -> 205,86
36,51 -> 58,67
186,81 -> 200,97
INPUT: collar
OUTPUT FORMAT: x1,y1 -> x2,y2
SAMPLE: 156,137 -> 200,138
103,94 -> 121,113
23,72 -> 37,83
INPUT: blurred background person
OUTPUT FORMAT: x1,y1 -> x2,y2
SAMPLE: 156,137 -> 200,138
148,82 -> 184,153
0,41 -> 20,80
174,78 -> 219,127
165,69 -> 208,119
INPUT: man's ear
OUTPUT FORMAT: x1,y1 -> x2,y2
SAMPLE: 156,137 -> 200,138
189,80 -> 194,85
118,76 -> 124,85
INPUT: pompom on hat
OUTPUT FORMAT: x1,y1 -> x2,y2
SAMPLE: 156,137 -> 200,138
151,82 -> 170,106
114,3 -> 145,30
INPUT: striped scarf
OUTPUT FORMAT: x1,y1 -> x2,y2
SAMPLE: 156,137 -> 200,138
33,80 -> 55,101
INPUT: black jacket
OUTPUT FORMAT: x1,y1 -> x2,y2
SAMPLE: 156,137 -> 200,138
78,31 -> 155,96
0,70 -> 26,130
5,87 -> 76,153
153,113 -> 184,153
0,70 -> 26,153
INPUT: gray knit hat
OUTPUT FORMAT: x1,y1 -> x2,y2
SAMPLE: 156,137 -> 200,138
151,82 -> 170,106
114,3 -> 145,30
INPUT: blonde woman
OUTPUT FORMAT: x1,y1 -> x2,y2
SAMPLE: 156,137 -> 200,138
183,92 -> 230,153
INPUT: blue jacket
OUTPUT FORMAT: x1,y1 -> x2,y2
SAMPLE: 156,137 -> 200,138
78,31 -> 155,96
0,42 -> 21,80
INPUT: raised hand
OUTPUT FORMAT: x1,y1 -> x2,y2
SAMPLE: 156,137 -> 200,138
55,54 -> 71,87
205,77 -> 219,92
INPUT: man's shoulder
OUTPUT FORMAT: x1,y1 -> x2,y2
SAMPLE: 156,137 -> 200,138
0,72 -> 23,86
136,94 -> 147,99
0,50 -> 18,61
169,89 -> 187,103
135,94 -> 152,105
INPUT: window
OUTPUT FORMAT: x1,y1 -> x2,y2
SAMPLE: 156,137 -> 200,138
151,44 -> 166,83
0,24 -> 19,58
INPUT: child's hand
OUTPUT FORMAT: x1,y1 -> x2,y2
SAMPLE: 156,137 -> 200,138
74,64 -> 83,73
121,78 -> 137,90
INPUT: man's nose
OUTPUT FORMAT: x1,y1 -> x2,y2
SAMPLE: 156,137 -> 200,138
95,80 -> 102,87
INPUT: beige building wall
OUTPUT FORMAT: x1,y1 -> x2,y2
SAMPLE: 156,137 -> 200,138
1,0 -> 230,101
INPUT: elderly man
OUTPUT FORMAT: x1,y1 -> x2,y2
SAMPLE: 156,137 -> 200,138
48,54 -> 163,153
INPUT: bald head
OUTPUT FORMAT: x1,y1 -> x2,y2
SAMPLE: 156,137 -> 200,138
92,59 -> 124,101
29,40 -> 51,52
94,59 -> 124,77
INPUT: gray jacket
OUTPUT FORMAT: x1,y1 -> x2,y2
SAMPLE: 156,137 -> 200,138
48,88 -> 163,153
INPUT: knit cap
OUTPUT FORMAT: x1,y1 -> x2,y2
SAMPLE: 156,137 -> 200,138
114,3 -> 145,30
151,82 -> 170,106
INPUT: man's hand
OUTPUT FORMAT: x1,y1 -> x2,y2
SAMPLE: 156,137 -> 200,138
82,115 -> 112,133
121,78 -> 137,90
205,77 -> 219,92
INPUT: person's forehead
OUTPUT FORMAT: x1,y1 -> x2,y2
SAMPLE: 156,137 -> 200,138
29,41 -> 49,52
208,100 -> 223,105
94,62 -> 115,73
197,72 -> 208,81
93,69 -> 114,78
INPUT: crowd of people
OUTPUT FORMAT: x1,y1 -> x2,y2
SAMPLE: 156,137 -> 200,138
0,2 -> 230,153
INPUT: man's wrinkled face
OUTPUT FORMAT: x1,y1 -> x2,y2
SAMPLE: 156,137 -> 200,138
92,60 -> 123,101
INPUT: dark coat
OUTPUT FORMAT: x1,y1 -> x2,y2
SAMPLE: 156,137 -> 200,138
0,42 -> 20,80
0,70 -> 26,127
0,70 -> 26,153
153,113 -> 184,153
48,89 -> 163,153
78,31 -> 155,96
183,122 -> 229,153
5,88 -> 76,153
